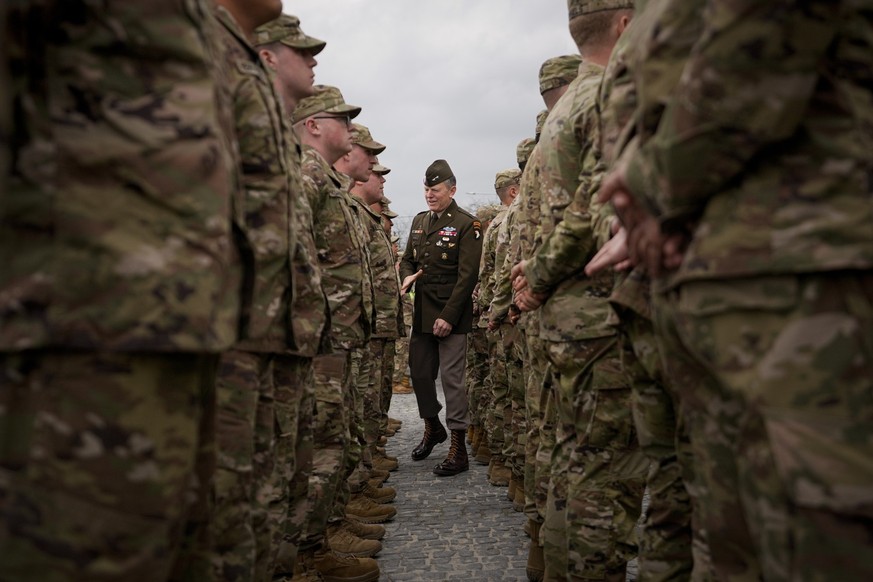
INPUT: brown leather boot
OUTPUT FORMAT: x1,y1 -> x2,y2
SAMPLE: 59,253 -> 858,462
433,429 -> 469,476
526,520 -> 545,582
411,416 -> 447,461
313,548 -> 380,582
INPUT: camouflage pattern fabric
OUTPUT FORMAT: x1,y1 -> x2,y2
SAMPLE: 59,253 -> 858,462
0,2 -> 237,580
524,335 -> 551,523
465,327 -> 490,428
504,327 -> 527,481
392,294 -> 413,384
484,328 -> 510,460
0,352 -> 218,581
331,347 -> 366,521
379,340 -> 397,435
300,351 -> 352,549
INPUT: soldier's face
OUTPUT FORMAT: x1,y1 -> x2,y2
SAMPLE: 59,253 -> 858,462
424,181 -> 456,213
341,145 -> 375,183
359,172 -> 384,205
276,45 -> 318,103
317,115 -> 353,160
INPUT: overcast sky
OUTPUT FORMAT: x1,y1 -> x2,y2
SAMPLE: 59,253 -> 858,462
282,0 -> 577,235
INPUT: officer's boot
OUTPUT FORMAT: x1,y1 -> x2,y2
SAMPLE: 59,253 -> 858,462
410,416 -> 447,460
433,429 -> 469,476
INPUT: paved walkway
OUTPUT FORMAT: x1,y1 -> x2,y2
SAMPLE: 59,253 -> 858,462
377,391 -> 530,581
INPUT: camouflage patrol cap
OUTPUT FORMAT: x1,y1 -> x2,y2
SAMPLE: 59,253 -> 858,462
390,235 -> 400,244
494,168 -> 522,191
516,138 -> 536,168
535,109 -> 548,140
424,159 -> 454,187
383,209 -> 399,219
254,14 -> 325,54
539,55 -> 584,94
476,204 -> 502,223
373,163 -> 391,175
380,195 -> 393,205
292,85 -> 361,124
568,0 -> 634,19
350,123 -> 386,154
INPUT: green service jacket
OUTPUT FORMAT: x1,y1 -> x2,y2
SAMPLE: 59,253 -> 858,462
400,199 -> 483,334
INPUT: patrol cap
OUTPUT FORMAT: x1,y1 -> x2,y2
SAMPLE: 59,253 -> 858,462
494,168 -> 522,191
476,204 -> 502,223
372,163 -> 391,175
535,109 -> 548,140
424,159 -> 454,187
568,0 -> 634,19
254,14 -> 325,54
350,123 -> 386,154
383,209 -> 399,219
539,55 -> 584,94
380,195 -> 393,205
517,138 -> 536,168
390,235 -> 400,244
292,84 -> 361,124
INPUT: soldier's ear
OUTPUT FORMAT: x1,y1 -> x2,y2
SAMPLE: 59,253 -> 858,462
258,49 -> 278,70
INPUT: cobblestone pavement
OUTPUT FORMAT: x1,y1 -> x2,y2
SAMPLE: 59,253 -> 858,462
376,389 -> 641,581
378,391 -> 529,581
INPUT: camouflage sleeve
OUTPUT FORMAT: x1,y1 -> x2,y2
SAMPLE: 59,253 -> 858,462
398,217 -> 418,283
476,223 -> 499,311
525,121 -> 604,293
624,0 -> 838,225
484,210 -> 513,313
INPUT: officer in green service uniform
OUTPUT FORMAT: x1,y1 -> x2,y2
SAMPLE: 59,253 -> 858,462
400,159 -> 483,476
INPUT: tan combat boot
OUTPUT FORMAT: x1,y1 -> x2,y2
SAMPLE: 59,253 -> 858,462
360,481 -> 396,504
287,547 -> 323,582
313,548 -> 380,582
474,439 -> 491,465
341,517 -> 385,541
508,476 -> 518,501
346,495 -> 397,524
526,520 -> 545,582
326,522 -> 381,558
488,458 -> 511,486
513,478 -> 526,512
369,467 -> 390,484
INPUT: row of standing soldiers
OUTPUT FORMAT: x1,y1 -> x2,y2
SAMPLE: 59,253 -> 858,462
463,0 -> 873,581
1,2 -> 416,582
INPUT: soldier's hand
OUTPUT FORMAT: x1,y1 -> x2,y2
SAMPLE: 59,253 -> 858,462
510,260 -> 527,290
433,318 -> 453,337
515,288 -> 547,312
586,226 -> 631,276
487,319 -> 500,332
400,269 -> 423,294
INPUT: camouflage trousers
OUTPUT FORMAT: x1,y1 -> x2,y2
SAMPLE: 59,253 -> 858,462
392,335 -> 409,385
485,328 -> 510,460
214,352 -> 315,580
300,350 -> 351,549
465,327 -> 490,428
0,351 -> 217,582
503,325 -> 527,480
331,347 -> 367,523
542,337 -> 648,581
365,339 -> 388,445
656,272 -> 873,582
378,340 -> 396,436
524,334 -> 550,523
617,312 -> 696,582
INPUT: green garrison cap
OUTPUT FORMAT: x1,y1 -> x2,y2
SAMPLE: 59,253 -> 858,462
292,85 -> 361,124
516,138 -> 536,168
494,168 -> 522,191
424,159 -> 454,187
254,14 -> 325,54
373,163 -> 391,175
568,0 -> 634,19
539,55 -> 584,94
350,123 -> 386,154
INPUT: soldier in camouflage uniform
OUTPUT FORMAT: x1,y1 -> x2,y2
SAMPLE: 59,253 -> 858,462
251,14 -> 335,578
0,2 -> 241,580
293,86 -> 382,582
586,2 -> 708,579
598,0 -> 873,579
490,58 -> 582,581
467,203 -> 502,462
513,3 -> 652,579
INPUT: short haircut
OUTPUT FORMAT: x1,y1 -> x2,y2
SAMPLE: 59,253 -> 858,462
569,9 -> 632,53
445,176 -> 457,189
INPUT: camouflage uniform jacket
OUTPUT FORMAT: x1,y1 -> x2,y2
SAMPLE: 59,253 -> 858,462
215,7 -> 296,353
525,62 -> 616,342
0,0 -> 241,352
601,0 -> 704,321
289,149 -> 330,357
476,206 -> 509,328
352,196 -> 401,339
302,146 -> 371,350
624,0 -> 873,283
488,198 -> 520,327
